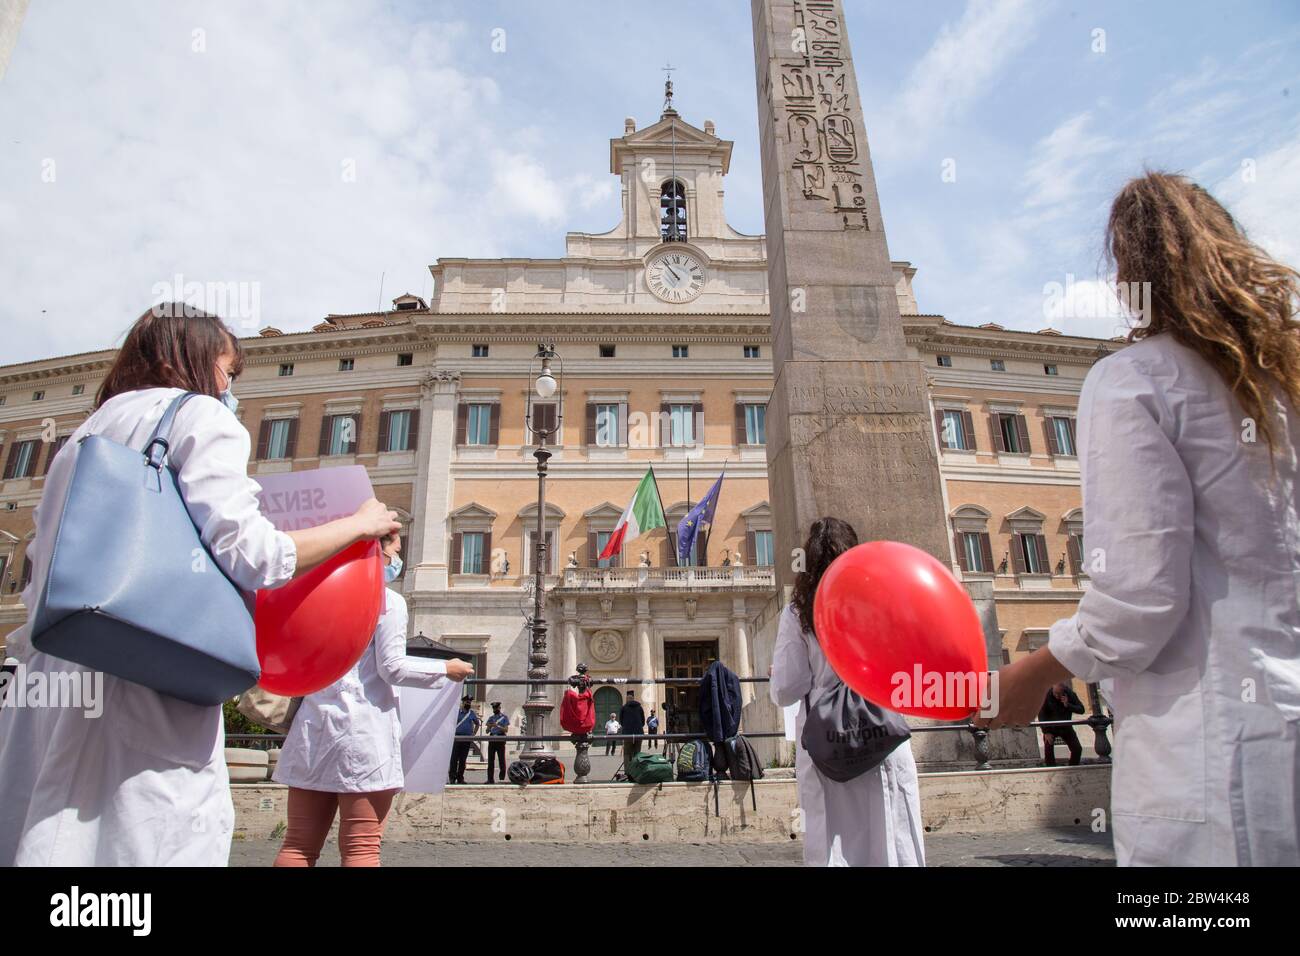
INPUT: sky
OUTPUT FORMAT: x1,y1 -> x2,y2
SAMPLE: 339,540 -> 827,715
0,0 -> 1297,364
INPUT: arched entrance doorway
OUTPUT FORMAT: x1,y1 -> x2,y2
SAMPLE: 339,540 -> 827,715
593,686 -> 622,734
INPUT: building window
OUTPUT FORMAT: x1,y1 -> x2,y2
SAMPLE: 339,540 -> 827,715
320,414 -> 358,456
744,345 -> 761,359
42,435 -> 69,475
752,530 -> 775,566
466,404 -> 493,445
397,353 -> 413,366
672,344 -> 689,359
989,359 -> 1006,372
1015,532 -> 1050,575
599,344 -> 616,358
958,532 -> 993,573
595,403 -> 620,447
72,384 -> 85,396
1067,531 -> 1086,575
1046,416 -> 1077,456
459,532 -> 486,574
2,440 -> 39,480
937,409 -> 973,451
937,355 -> 953,368
1044,364 -> 1059,376
0,396 -> 6,406
594,530 -> 618,569
660,179 -> 687,242
32,391 -> 44,402
265,419 -> 293,460
472,344 -> 489,358
381,409 -> 415,453
667,403 -> 696,447
525,530 -> 557,576
992,412 -> 1030,454
741,403 -> 766,445
339,358 -> 354,372
279,363 -> 294,377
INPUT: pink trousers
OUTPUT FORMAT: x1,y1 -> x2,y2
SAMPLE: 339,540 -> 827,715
273,787 -> 398,867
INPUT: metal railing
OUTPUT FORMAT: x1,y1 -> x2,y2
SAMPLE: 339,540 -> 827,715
227,673 -> 1114,775
558,565 -> 776,591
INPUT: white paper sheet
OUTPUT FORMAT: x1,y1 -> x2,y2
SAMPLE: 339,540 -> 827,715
783,701 -> 800,742
398,680 -> 462,794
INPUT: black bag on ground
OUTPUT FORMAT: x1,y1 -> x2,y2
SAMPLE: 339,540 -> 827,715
716,734 -> 764,812
801,681 -> 911,783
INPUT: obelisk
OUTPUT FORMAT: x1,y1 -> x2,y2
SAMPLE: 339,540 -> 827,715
753,0 -> 951,590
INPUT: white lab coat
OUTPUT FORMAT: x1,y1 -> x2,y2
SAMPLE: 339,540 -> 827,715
1048,334 -> 1300,866
273,587 -> 447,792
770,604 -> 926,866
0,387 -> 298,866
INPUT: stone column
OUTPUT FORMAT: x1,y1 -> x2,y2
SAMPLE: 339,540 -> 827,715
752,0 -> 951,593
562,598 -> 578,679
732,597 -> 754,705
635,596 -> 655,710
408,370 -> 460,594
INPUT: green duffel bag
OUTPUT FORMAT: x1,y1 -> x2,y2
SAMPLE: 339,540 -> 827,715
627,751 -> 674,785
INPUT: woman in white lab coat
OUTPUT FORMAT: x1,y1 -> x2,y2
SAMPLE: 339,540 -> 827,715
771,517 -> 926,866
982,172 -> 1300,866
272,536 -> 473,867
0,306 -> 401,867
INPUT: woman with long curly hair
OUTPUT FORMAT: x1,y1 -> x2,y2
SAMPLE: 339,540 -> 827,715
982,172 -> 1300,866
770,517 -> 925,866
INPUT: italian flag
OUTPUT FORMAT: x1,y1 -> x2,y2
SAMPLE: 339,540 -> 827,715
600,468 -> 666,560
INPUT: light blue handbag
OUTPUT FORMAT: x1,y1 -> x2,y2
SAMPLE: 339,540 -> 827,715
30,391 -> 261,705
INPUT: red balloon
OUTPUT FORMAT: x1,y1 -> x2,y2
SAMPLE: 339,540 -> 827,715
813,541 -> 987,720
254,540 -> 382,696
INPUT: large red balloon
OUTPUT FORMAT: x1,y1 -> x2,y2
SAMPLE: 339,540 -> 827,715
813,541 -> 987,720
254,540 -> 382,696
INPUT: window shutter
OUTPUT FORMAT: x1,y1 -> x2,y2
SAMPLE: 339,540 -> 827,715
488,404 -> 500,445
450,533 -> 462,576
1010,535 -> 1026,574
1015,415 -> 1031,454
42,436 -> 68,476
585,404 -> 597,446
456,404 -> 468,445
692,402 -> 703,447
407,409 -> 420,451
347,415 -> 360,454
587,531 -> 599,567
934,410 -> 948,449
1043,418 -> 1060,455
735,404 -> 748,445
318,415 -> 332,456
618,402 -> 628,446
484,532 -> 493,575
1035,534 -> 1050,572
745,530 -> 756,565
962,411 -> 975,451
989,414 -> 1006,452
659,402 -> 670,447
1067,534 -> 1082,575
979,533 -> 994,573
954,532 -> 969,572
378,411 -> 391,453
3,442 -> 19,479
285,419 -> 299,459
1066,417 -> 1077,450
665,530 -> 678,567
256,420 -> 271,460
696,529 -> 709,566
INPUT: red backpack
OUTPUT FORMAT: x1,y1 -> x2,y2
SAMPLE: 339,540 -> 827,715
559,688 -> 596,734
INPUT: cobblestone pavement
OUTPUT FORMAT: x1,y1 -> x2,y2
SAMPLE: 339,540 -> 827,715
230,826 -> 1114,867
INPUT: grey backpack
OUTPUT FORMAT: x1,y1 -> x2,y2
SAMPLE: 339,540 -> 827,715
801,682 -> 911,783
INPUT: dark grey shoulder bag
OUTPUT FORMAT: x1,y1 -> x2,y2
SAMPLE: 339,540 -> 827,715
801,681 -> 912,783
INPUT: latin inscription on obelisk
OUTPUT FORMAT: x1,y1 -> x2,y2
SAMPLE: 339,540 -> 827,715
753,0 -> 951,591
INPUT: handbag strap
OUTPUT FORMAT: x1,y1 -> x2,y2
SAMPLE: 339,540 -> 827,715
142,391 -> 200,470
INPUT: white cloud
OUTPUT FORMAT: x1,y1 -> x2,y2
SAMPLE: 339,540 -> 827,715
1213,131 -> 1300,267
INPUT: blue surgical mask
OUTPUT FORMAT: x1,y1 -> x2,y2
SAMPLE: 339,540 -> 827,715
384,554 -> 403,583
220,388 -> 238,414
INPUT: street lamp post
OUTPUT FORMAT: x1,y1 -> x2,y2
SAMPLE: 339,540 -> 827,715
522,345 -> 564,767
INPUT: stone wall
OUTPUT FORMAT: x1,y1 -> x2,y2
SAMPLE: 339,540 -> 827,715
232,764 -> 1110,845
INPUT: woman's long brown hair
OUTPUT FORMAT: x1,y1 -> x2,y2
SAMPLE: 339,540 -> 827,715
95,305 -> 244,409
1107,172 -> 1300,455
790,517 -> 859,637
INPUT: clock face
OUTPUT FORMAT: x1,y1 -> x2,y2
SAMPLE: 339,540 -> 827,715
647,251 -> 705,303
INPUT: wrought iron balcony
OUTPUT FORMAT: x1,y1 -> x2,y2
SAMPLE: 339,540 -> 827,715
556,565 -> 776,592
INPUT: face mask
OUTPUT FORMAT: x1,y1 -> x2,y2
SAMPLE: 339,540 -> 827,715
217,367 -> 238,414
384,554 -> 403,583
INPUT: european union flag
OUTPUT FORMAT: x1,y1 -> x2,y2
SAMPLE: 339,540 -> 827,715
677,471 -> 724,566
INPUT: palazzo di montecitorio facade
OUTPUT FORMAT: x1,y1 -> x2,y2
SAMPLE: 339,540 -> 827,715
0,102 -> 1119,762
